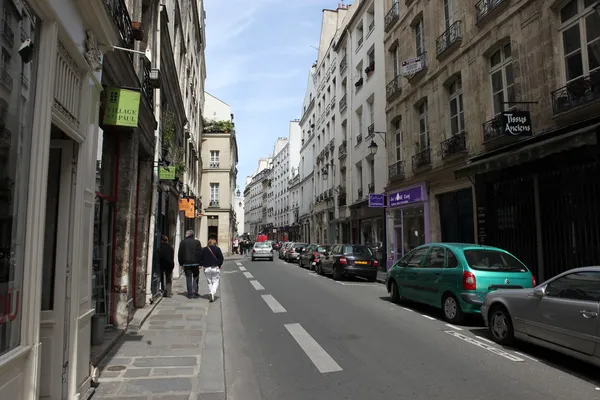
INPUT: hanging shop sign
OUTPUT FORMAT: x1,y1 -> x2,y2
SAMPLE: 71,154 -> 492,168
178,198 -> 195,218
103,87 -> 141,127
501,111 -> 532,137
368,194 -> 385,208
401,56 -> 423,76
158,166 -> 176,180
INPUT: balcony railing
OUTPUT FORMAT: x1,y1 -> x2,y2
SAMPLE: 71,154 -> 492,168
482,116 -> 504,142
339,94 -> 347,111
0,67 -> 13,91
340,55 -> 347,73
20,73 -> 28,89
356,133 -> 363,145
209,161 -> 219,168
368,20 -> 375,33
209,200 -> 220,207
2,21 -> 13,48
105,0 -> 135,57
441,132 -> 467,159
436,21 -> 462,58
357,36 -> 363,49
551,73 -> 600,115
384,1 -> 399,32
388,160 -> 405,180
406,52 -> 427,80
412,148 -> 431,171
338,140 -> 347,158
367,123 -> 375,138
368,183 -> 375,194
386,75 -> 402,100
475,0 -> 507,24
20,26 -> 26,42
141,57 -> 153,104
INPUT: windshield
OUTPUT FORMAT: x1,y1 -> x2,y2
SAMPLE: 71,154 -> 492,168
463,249 -> 528,272
317,246 -> 330,253
343,245 -> 373,256
294,243 -> 308,249
254,242 -> 271,248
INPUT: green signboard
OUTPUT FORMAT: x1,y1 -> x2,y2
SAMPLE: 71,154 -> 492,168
103,87 -> 141,127
158,166 -> 176,180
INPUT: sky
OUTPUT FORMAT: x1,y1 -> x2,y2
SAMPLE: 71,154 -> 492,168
203,0 -> 338,191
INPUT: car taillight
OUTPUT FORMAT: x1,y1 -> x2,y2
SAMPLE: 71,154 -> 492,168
252,249 -> 256,253
462,271 -> 476,290
313,252 -> 319,258
339,257 -> 347,264
373,259 -> 379,267
532,275 -> 537,287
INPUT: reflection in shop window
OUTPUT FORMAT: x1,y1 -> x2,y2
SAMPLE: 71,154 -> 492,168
0,1 -> 39,356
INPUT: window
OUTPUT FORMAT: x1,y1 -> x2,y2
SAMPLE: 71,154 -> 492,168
210,183 -> 220,202
463,249 -> 528,272
545,271 -> 600,301
394,119 -> 403,161
448,78 -> 464,135
368,100 -> 374,124
210,150 -> 219,168
406,247 -> 429,267
423,246 -> 445,268
414,20 -> 425,56
560,0 -> 600,82
444,0 -> 457,29
446,250 -> 459,268
367,47 -> 375,68
356,23 -> 364,48
417,101 -> 429,150
391,47 -> 399,77
1,48 -> 11,69
489,43 -> 514,115
356,108 -> 363,134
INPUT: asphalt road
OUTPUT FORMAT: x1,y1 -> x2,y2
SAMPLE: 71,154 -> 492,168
220,255 -> 600,400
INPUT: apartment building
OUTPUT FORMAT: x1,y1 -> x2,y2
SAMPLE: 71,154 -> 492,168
383,0 -> 600,279
243,158 -> 272,237
267,137 -> 289,234
233,187 -> 244,235
200,92 -> 238,253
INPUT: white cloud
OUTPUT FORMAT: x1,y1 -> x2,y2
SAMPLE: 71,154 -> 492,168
203,4 -> 259,47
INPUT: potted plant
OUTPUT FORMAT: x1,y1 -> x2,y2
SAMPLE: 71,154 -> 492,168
131,21 -> 143,41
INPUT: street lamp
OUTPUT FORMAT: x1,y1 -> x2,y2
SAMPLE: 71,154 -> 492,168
322,167 -> 329,180
368,140 -> 378,156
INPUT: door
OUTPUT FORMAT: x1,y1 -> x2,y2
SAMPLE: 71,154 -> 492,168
418,246 -> 446,305
39,141 -> 74,399
398,246 -> 429,300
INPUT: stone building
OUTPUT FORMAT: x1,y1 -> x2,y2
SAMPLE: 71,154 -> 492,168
383,0 -> 600,278
243,158 -> 272,238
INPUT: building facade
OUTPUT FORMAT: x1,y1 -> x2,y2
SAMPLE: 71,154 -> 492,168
232,188 -> 244,235
243,158 -> 271,238
268,137 -> 289,239
200,92 -> 238,254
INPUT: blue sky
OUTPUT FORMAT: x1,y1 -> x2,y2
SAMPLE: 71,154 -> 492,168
204,0 -> 336,191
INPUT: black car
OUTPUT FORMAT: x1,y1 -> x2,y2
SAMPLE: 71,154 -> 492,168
317,244 -> 379,281
299,244 -> 331,270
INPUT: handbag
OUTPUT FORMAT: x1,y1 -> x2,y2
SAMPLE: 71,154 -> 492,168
206,246 -> 222,267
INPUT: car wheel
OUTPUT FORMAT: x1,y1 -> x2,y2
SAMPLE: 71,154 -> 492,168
442,293 -> 465,324
315,263 -> 323,275
389,280 -> 401,303
489,305 -> 515,345
270,257 -> 273,261
251,257 -> 255,262
333,266 -> 343,281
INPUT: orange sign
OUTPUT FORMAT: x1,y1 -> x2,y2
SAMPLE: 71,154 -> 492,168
179,199 -> 196,218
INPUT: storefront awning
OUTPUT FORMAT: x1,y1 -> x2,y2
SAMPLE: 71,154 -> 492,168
454,122 -> 600,179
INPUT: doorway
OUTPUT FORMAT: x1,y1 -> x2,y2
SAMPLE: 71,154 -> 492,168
439,188 -> 474,243
39,140 -> 74,399
207,215 -> 218,241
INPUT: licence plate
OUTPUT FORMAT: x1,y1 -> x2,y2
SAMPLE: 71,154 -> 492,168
356,261 -> 368,265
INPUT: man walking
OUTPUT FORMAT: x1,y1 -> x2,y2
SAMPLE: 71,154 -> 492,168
159,235 -> 175,297
178,230 -> 202,299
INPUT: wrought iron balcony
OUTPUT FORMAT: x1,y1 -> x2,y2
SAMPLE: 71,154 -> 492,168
412,148 -> 431,171
20,73 -> 28,89
384,1 -> 399,32
368,20 -> 375,33
338,140 -> 347,158
209,162 -> 219,168
368,183 -> 375,194
20,26 -> 26,42
441,132 -> 467,159
209,200 -> 220,207
105,0 -> 135,57
367,123 -> 375,139
357,188 -> 363,199
386,75 -> 402,100
475,0 -> 507,24
356,133 -> 363,145
141,57 -> 153,104
328,188 -> 333,197
2,21 -> 13,48
482,116 -> 504,142
339,94 -> 347,111
551,74 -> 600,115
357,36 -> 363,48
340,55 -> 347,73
0,67 -> 13,91
388,160 -> 405,180
406,52 -> 427,80
436,21 -> 462,58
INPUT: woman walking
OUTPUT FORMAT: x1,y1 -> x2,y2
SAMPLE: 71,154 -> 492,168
203,238 -> 224,302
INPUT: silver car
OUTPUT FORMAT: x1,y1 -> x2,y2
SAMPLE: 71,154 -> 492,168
482,266 -> 600,367
251,242 -> 274,261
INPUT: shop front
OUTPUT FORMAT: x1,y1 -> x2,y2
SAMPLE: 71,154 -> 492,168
385,183 -> 430,269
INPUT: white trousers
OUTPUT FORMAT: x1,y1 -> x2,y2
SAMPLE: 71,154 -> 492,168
204,267 -> 221,295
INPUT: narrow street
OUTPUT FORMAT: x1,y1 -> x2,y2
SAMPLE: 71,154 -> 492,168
93,256 -> 600,400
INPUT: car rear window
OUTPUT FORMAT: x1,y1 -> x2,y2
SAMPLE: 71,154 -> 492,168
463,249 -> 528,272
255,242 -> 271,248
294,243 -> 308,248
343,245 -> 373,256
317,246 -> 330,253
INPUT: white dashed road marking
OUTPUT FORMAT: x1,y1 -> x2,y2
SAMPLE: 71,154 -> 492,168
236,261 -> 242,266
249,280 -> 265,291
445,324 -> 463,331
476,336 -> 495,345
243,272 -> 254,279
239,266 -> 247,271
421,314 -> 437,321
284,323 -> 343,374
401,307 -> 413,312
513,351 -> 538,362
445,331 -> 524,362
261,294 -> 287,313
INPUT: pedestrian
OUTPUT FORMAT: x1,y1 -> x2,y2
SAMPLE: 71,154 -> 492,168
159,235 -> 175,297
202,237 -> 224,302
178,230 -> 202,299
233,238 -> 239,254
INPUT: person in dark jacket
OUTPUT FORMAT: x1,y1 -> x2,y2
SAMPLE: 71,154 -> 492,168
159,235 -> 175,297
178,230 -> 202,299
202,238 -> 224,302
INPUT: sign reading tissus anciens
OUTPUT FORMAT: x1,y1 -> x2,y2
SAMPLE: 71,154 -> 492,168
502,111 -> 532,137
103,87 -> 142,127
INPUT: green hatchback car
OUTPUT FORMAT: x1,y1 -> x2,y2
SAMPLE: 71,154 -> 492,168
386,243 -> 536,324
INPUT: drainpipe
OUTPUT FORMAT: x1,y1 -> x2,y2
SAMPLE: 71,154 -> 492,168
145,2 -> 162,304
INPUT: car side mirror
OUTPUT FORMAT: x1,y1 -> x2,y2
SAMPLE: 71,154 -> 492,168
532,286 -> 546,297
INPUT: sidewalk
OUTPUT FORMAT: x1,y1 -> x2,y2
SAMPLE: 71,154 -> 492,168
92,273 -> 225,400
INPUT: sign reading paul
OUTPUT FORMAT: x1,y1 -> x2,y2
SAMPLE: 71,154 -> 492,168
103,87 -> 142,127
501,110 -> 532,137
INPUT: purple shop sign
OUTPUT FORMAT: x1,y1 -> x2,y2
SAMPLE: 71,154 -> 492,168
388,186 -> 423,207
368,193 -> 385,207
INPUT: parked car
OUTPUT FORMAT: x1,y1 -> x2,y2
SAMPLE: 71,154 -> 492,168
317,244 -> 379,282
279,242 -> 291,258
481,266 -> 600,366
251,241 -> 274,262
286,243 -> 308,263
386,243 -> 535,324
299,244 -> 331,270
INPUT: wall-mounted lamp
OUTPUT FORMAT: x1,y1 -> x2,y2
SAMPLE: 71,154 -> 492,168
368,140 -> 378,156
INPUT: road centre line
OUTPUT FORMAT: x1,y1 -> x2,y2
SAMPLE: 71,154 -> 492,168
284,323 -> 343,374
445,324 -> 463,331
243,272 -> 254,279
421,314 -> 437,321
239,266 -> 247,271
249,280 -> 265,291
261,295 -> 287,313
445,331 -> 524,362
236,261 -> 242,266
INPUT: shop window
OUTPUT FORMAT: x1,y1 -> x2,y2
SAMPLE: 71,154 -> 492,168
0,3 -> 39,356
402,204 -> 426,254
489,43 -> 514,115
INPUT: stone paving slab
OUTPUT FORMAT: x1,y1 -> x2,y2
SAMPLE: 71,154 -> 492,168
92,268 -> 227,400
